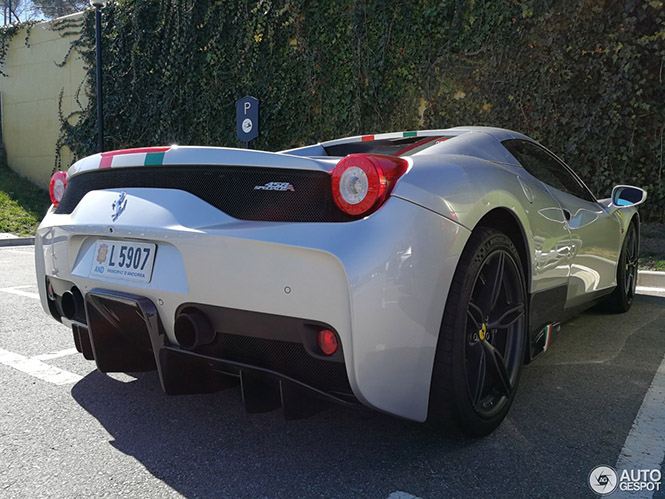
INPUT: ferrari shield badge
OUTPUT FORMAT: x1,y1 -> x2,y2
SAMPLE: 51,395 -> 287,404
111,192 -> 128,221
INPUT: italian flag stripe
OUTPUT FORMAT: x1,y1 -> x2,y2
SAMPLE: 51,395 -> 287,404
99,155 -> 113,169
403,131 -> 417,137
98,147 -> 170,168
144,152 -> 165,166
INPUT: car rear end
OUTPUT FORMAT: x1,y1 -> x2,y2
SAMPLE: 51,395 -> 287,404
35,143 -> 469,422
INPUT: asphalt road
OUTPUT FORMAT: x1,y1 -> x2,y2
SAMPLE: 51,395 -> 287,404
1,245 -> 664,498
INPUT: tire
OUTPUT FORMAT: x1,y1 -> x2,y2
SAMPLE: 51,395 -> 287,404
428,227 -> 527,437
603,221 -> 638,313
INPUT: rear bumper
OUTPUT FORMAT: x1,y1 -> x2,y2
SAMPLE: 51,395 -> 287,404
35,189 -> 470,421
78,288 -> 354,418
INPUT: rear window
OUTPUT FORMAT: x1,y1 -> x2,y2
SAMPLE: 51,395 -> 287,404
324,136 -> 452,157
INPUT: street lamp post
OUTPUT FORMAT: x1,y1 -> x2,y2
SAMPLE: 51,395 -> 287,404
90,0 -> 107,153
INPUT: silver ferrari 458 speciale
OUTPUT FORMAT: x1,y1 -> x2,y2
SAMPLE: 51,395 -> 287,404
36,126 -> 646,435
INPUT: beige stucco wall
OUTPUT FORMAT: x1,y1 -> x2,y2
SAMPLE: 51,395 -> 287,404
1,12 -> 86,189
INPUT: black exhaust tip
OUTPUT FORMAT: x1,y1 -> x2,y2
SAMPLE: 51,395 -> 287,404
61,287 -> 84,320
174,309 -> 215,350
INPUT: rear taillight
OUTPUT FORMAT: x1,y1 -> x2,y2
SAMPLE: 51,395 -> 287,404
318,329 -> 339,356
49,171 -> 68,207
331,154 -> 408,216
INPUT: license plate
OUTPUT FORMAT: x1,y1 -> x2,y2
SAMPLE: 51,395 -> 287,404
90,240 -> 156,283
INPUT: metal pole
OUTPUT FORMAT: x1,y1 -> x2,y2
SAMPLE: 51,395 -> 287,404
95,7 -> 104,152
8,0 -> 11,23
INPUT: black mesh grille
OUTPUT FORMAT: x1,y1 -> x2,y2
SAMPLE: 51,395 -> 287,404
213,334 -> 352,394
56,166 -> 355,222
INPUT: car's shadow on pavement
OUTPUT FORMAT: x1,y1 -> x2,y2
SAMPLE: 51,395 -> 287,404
70,369 -> 470,498
70,294 -> 665,498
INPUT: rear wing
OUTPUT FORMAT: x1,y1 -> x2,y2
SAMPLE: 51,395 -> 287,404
67,146 -> 336,178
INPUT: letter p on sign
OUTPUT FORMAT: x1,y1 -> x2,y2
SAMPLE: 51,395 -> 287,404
236,96 -> 260,144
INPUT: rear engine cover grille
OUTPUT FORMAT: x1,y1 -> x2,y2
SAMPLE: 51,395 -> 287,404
56,166 -> 354,222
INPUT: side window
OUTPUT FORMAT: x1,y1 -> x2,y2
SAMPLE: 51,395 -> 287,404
503,139 -> 594,202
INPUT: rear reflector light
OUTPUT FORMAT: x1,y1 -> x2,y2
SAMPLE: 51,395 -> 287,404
318,329 -> 339,356
331,154 -> 408,216
49,171 -> 68,207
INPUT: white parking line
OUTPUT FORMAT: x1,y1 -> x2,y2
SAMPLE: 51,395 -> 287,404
614,352 -> 665,498
0,248 -> 34,255
0,348 -> 82,385
637,286 -> 665,294
0,287 -> 39,300
105,372 -> 138,384
387,492 -> 422,499
33,348 -> 79,361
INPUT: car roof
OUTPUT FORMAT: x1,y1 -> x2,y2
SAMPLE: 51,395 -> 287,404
282,126 -> 533,165
317,126 -> 531,148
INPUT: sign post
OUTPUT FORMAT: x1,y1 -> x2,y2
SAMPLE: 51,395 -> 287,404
236,96 -> 259,148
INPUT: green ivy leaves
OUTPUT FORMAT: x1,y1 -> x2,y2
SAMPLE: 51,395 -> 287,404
46,0 -> 665,221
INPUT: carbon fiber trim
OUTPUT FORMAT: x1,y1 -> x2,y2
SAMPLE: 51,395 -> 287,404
178,302 -> 353,396
213,333 -> 352,395
56,166 -> 355,222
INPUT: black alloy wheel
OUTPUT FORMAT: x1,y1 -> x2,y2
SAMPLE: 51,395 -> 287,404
622,224 -> 638,303
429,227 -> 527,436
603,221 -> 638,313
464,247 -> 526,419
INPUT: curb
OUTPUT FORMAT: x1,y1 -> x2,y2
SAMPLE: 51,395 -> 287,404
637,270 -> 665,289
0,236 -> 35,247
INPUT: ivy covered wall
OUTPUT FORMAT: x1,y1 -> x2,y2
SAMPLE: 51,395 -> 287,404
57,0 -> 664,220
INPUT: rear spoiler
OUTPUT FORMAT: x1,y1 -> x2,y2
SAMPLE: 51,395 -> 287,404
67,145 -> 336,177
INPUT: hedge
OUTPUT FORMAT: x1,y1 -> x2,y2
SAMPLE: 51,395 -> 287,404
49,0 -> 665,221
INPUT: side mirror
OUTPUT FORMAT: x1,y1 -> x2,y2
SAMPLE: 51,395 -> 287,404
611,185 -> 647,208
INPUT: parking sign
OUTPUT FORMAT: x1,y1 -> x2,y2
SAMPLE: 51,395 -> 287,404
236,96 -> 259,145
